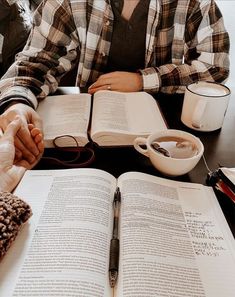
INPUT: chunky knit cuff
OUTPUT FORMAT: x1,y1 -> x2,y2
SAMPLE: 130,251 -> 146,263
0,192 -> 32,261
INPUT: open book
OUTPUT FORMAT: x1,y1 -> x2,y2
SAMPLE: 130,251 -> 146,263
1,169 -> 235,297
36,91 -> 167,147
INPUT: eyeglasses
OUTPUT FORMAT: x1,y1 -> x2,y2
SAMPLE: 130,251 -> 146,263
40,135 -> 95,168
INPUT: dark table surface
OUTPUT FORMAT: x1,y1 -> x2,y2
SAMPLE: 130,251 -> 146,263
36,87 -> 235,237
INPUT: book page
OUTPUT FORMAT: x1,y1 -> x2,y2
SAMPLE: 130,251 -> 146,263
37,94 -> 91,147
0,169 -> 116,297
90,91 -> 167,146
116,172 -> 235,297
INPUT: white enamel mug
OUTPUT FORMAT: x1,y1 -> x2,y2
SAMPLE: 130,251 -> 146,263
181,81 -> 230,131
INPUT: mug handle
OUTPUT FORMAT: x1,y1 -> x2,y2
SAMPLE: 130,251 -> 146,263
192,99 -> 207,129
133,137 -> 149,157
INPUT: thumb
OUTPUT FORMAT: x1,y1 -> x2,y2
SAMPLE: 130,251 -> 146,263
4,116 -> 22,140
31,110 -> 43,131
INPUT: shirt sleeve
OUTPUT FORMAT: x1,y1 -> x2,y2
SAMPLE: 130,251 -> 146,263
0,0 -> 79,110
140,0 -> 230,94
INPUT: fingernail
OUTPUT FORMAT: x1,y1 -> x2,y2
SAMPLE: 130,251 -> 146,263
30,156 -> 36,163
34,150 -> 39,156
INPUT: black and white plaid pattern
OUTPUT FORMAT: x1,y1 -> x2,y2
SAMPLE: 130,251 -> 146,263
0,0 -> 230,109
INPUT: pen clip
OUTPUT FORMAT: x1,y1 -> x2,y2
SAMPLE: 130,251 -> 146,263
114,187 -> 121,204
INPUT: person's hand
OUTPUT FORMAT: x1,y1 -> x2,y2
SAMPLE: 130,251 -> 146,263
0,117 -> 44,192
0,103 -> 43,164
88,71 -> 143,94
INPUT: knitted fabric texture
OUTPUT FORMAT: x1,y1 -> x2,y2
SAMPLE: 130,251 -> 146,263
0,192 -> 32,261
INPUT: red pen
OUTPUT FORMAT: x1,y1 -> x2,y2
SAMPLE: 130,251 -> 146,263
216,180 -> 235,203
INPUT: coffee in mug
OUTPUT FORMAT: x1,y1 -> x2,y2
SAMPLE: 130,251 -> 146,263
181,81 -> 230,131
151,136 -> 199,159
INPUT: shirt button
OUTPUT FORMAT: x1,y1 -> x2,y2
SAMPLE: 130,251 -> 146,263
105,20 -> 110,26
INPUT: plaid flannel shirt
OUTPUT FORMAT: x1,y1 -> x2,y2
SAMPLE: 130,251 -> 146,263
0,0 -> 230,110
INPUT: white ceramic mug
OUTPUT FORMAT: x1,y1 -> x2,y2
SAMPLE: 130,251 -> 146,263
181,81 -> 230,131
133,130 -> 204,176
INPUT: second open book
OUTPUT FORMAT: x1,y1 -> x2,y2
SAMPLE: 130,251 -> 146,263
1,168 -> 235,296
37,90 -> 167,147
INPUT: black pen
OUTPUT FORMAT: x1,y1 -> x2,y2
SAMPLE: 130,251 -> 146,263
109,187 -> 121,289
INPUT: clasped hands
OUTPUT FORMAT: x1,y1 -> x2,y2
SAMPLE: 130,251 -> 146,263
0,114 -> 44,192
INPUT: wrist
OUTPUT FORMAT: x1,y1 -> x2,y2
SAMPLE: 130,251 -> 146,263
0,97 -> 34,114
136,73 -> 143,91
0,166 -> 26,193
0,169 -> 12,192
